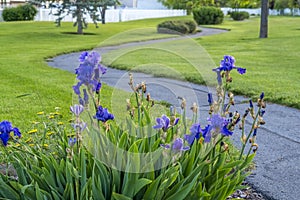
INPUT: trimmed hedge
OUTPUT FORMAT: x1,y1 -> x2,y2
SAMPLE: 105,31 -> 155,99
230,11 -> 250,21
157,20 -> 198,34
2,4 -> 37,21
193,6 -> 224,25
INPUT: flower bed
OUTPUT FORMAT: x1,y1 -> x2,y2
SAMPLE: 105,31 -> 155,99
0,52 -> 266,199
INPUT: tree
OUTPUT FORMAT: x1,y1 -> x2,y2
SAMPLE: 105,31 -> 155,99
269,0 -> 275,9
158,0 -> 220,14
260,0 -> 269,38
229,0 -> 260,9
33,0 -> 117,34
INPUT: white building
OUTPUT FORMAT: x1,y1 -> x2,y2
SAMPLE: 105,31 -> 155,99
119,0 -> 167,9
0,0 -> 26,7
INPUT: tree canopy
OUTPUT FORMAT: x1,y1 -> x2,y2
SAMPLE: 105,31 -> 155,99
157,0 -> 260,11
32,0 -> 118,34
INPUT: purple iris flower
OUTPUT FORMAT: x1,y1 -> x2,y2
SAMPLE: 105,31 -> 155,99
79,51 -> 89,62
216,70 -> 222,85
220,55 -> 236,71
97,64 -> 107,75
202,125 -> 212,143
184,123 -> 201,145
96,82 -> 101,94
260,110 -> 266,117
73,51 -> 107,104
249,99 -> 253,108
87,51 -> 101,66
70,104 -> 84,116
237,67 -> 246,74
83,89 -> 89,105
153,115 -> 179,132
253,128 -> 257,136
208,93 -> 213,105
73,82 -> 82,95
0,120 -> 21,146
202,114 -> 233,142
94,106 -> 114,122
68,137 -> 77,147
260,92 -> 265,99
0,132 -> 10,146
76,63 -> 94,84
213,55 -> 246,75
161,138 -> 190,153
0,120 -> 12,134
13,127 -> 21,138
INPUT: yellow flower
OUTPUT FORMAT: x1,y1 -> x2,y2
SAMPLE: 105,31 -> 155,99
57,122 -> 64,125
37,111 -> 44,115
46,132 -> 54,136
27,129 -> 38,134
43,144 -> 49,148
25,138 -> 32,143
48,115 -> 54,119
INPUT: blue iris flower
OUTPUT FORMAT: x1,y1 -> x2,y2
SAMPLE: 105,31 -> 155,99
79,51 -> 88,62
153,115 -> 179,132
73,51 -> 107,104
83,89 -> 89,105
94,106 -> 114,122
161,138 -> 190,153
213,55 -> 246,75
202,114 -> 233,143
184,123 -> 201,145
0,120 -> 21,146
68,137 -> 77,147
208,93 -> 213,105
96,82 -> 101,94
249,99 -> 254,108
70,104 -> 84,116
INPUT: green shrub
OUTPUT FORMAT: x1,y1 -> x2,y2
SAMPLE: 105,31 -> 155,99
183,20 -> 198,33
2,4 -> 37,22
2,7 -> 20,22
230,11 -> 250,21
157,20 -> 198,34
192,6 -> 224,25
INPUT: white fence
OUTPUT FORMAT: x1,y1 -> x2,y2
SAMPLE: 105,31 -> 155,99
34,8 -> 186,23
2,7 -> 300,22
221,7 -> 300,16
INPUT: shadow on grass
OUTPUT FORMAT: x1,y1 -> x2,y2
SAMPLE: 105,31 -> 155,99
60,32 -> 98,35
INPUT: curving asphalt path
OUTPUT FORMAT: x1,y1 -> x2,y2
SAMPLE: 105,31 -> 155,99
47,27 -> 300,200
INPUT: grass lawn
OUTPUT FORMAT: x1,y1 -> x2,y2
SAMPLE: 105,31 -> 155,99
102,16 -> 300,109
0,17 -> 187,130
0,15 -> 299,131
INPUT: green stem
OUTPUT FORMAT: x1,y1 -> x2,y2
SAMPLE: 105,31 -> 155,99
238,107 -> 261,160
135,92 -> 141,126
220,83 -> 228,116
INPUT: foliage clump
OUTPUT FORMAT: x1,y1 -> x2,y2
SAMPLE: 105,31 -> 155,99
230,11 -> 250,21
0,52 -> 266,199
193,6 -> 224,25
2,4 -> 37,22
157,20 -> 198,34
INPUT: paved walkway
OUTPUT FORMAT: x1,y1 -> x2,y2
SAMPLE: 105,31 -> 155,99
48,28 -> 300,200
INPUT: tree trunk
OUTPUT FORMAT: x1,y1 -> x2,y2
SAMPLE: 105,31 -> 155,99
101,6 -> 107,24
77,6 -> 83,34
259,0 -> 269,38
